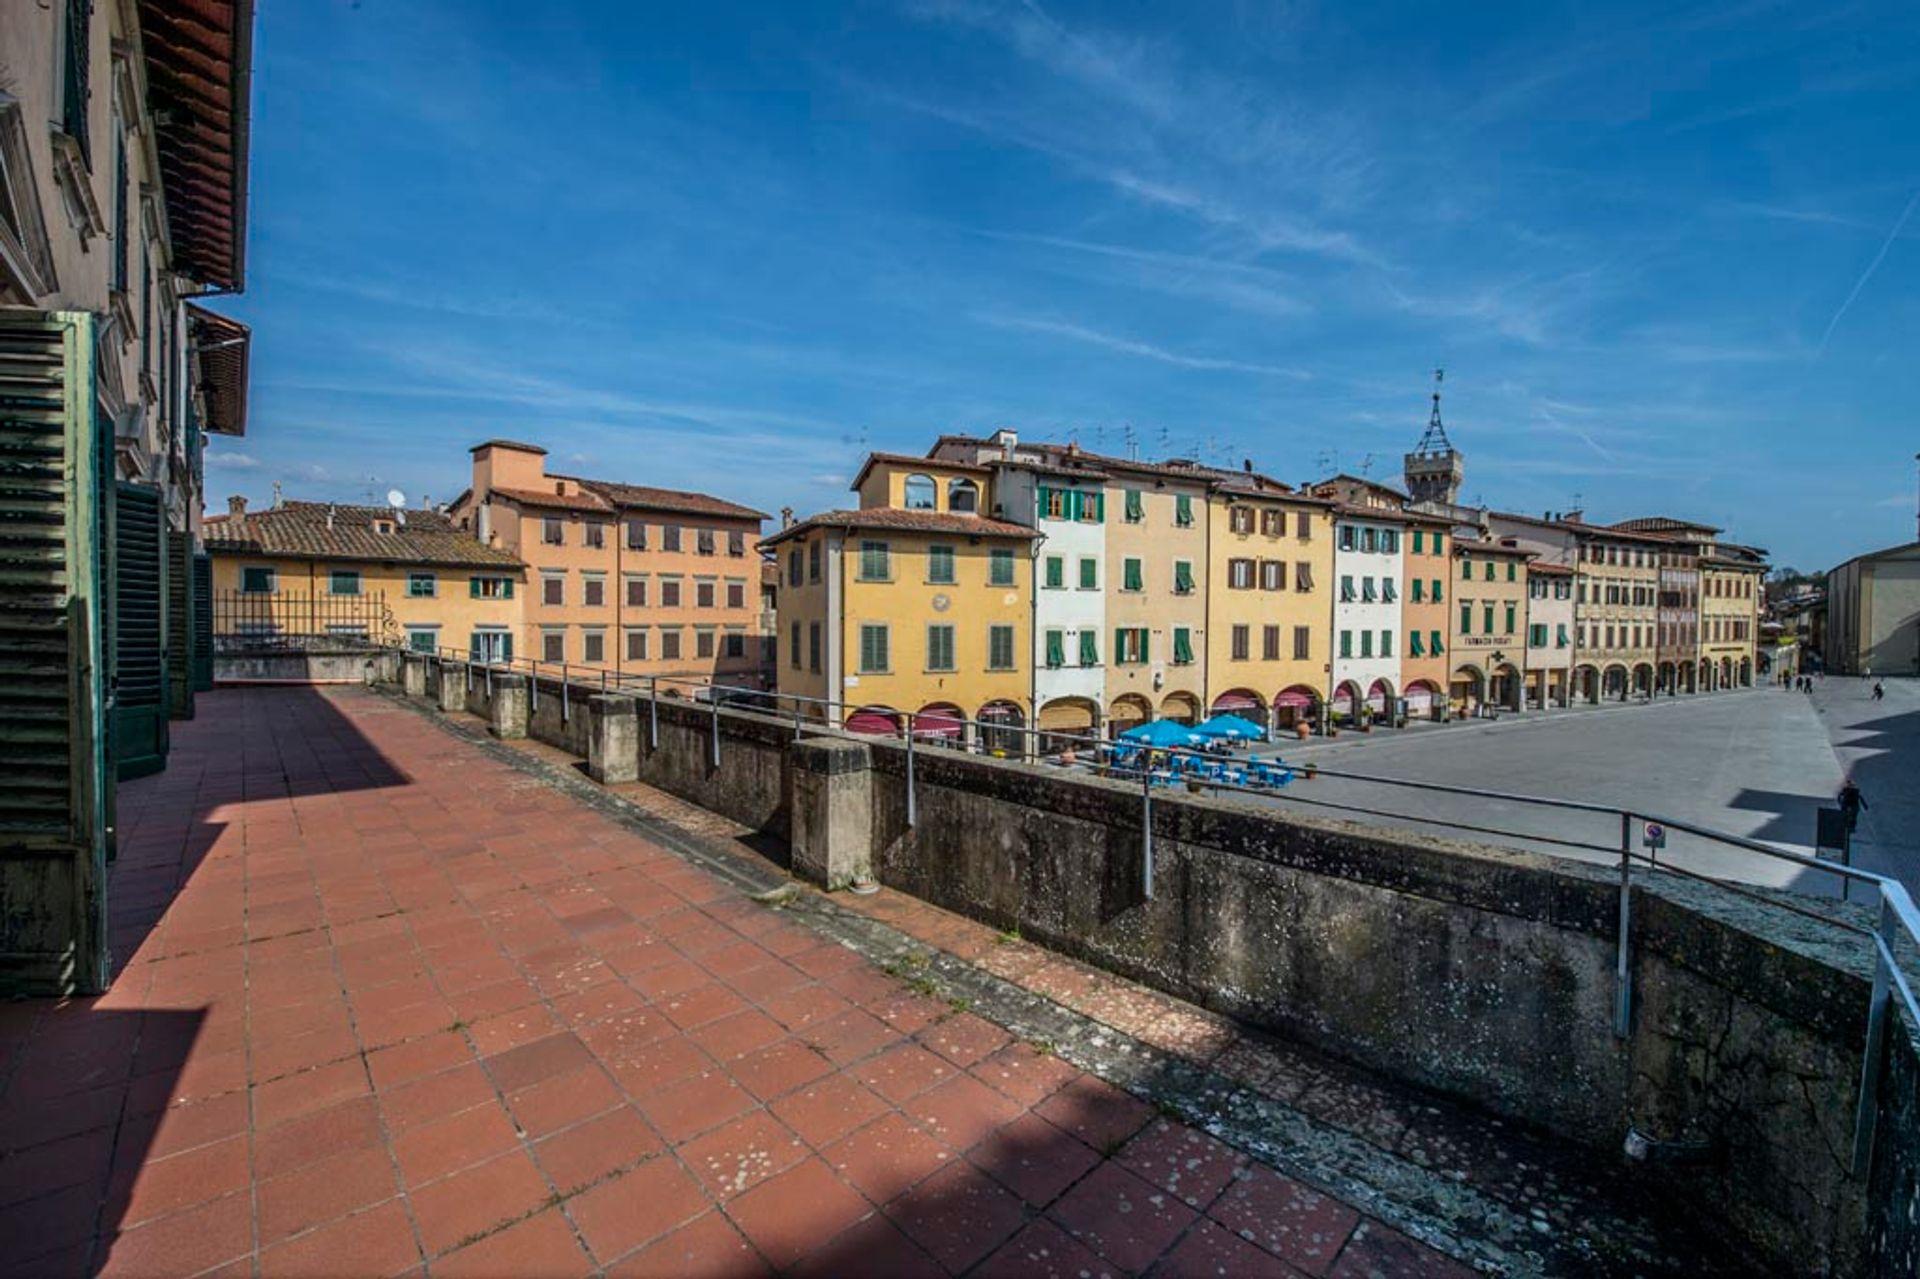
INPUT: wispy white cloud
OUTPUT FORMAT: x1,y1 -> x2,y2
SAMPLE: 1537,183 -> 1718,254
978,231 -> 1308,317
977,313 -> 1311,378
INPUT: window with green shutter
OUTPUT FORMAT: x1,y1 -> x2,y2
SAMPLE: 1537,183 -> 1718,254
1339,630 -> 1352,658
1078,558 -> 1097,590
1380,630 -> 1392,658
1124,489 -> 1144,522
1431,630 -> 1444,654
1459,603 -> 1471,634
928,544 -> 955,584
408,573 -> 436,598
988,624 -> 1015,670
1507,561 -> 1517,581
1412,529 -> 1424,554
1432,579 -> 1443,603
1045,630 -> 1065,668
1172,627 -> 1193,664
329,569 -> 362,596
1044,556 -> 1064,589
1123,558 -> 1143,591
989,548 -> 1015,586
241,566 -> 275,593
1484,605 -> 1495,632
1360,631 -> 1372,658
1460,558 -> 1472,579
1173,560 -> 1194,594
1079,630 -> 1098,667
1139,628 -> 1149,664
1410,630 -> 1423,656
1484,561 -> 1495,581
927,625 -> 955,671
859,624 -> 889,672
859,540 -> 890,580
1175,494 -> 1194,526
1505,603 -> 1517,632
1411,579 -> 1423,602
1433,533 -> 1445,556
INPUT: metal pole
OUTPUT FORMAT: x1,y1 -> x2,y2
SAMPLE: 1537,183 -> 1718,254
561,664 -> 570,725
529,663 -> 538,712
1614,810 -> 1633,1038
1851,897 -> 1897,1175
793,697 -> 803,741
906,721 -> 918,828
710,693 -> 721,769
1141,764 -> 1155,900
649,676 -> 659,749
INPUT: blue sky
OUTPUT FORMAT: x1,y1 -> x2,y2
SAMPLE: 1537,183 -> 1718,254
212,0 -> 1920,570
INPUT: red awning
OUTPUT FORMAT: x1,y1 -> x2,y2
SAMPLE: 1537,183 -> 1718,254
911,708 -> 963,738
1274,688 -> 1316,709
846,710 -> 900,736
1211,692 -> 1259,712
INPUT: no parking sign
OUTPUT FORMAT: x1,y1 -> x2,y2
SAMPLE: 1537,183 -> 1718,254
1643,821 -> 1666,852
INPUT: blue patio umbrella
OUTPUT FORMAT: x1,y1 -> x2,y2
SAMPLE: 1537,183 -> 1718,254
1119,719 -> 1202,749
1193,713 -> 1269,741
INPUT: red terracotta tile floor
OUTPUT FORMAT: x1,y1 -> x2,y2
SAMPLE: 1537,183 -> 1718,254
0,687 -> 1471,1277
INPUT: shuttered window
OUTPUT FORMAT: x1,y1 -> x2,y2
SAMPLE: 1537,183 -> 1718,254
1044,556 -> 1064,589
1173,561 -> 1194,594
1123,558 -> 1143,592
1124,489 -> 1144,522
859,624 -> 889,672
1175,494 -> 1194,526
928,545 -> 955,584
988,625 -> 1015,670
927,625 -> 955,672
1044,630 -> 1065,668
1079,630 -> 1099,667
859,541 -> 890,581
1172,628 -> 1193,665
989,549 -> 1015,586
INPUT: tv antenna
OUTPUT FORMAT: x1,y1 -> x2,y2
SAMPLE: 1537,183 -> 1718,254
1358,452 -> 1377,478
1121,423 -> 1139,460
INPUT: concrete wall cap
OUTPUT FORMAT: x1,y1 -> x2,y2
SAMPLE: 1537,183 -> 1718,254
791,736 -> 873,774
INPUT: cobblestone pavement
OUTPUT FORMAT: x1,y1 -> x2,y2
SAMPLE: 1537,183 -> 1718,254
0,687 -> 1487,1278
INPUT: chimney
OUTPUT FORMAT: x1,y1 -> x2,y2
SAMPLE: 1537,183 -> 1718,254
227,495 -> 247,528
1242,458 -> 1253,473
780,506 -> 795,530
325,504 -> 335,531
993,428 -> 1018,460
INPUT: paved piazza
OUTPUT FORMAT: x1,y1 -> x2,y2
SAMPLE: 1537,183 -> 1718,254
1247,678 -> 1919,903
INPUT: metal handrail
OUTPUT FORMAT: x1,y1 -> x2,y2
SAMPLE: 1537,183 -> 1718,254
403,640 -> 1918,1173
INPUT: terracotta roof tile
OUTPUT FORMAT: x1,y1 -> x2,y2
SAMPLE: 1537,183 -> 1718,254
486,486 -> 614,514
569,477 -> 768,521
205,502 -> 523,568
760,508 -> 1038,548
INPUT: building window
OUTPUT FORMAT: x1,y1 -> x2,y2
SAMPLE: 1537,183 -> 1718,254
1361,577 -> 1377,603
728,530 -> 745,556
1175,494 -> 1194,527
1430,630 -> 1444,654
1042,488 -> 1067,520
542,630 -> 565,662
927,624 -> 955,672
1382,579 -> 1398,603
583,630 -> 606,664
696,580 -> 715,609
630,629 -> 651,662
1431,579 -> 1442,603
1361,528 -> 1377,553
408,572 -> 436,598
1381,530 -> 1399,554
1410,630 -> 1424,657
1261,560 -> 1285,591
929,545 -> 956,585
726,580 -> 745,609
1432,533 -> 1444,556
1505,603 -> 1517,633
1459,602 -> 1471,634
1530,623 -> 1548,646
1044,629 -> 1065,669
471,576 -> 513,599
1290,511 -> 1307,539
1413,530 -> 1424,554
948,478 -> 979,513
240,566 -> 276,594
1079,630 -> 1099,667
406,628 -> 439,654
660,578 -> 682,607
695,529 -> 715,556
1411,579 -> 1424,603
661,629 -> 683,660
1124,489 -> 1144,523
1044,555 -> 1064,589
1293,626 -> 1310,660
808,622 -> 821,673
584,523 -> 605,549
987,625 -> 1016,671
989,548 -> 1015,586
627,520 -> 648,550
1262,625 -> 1280,661
663,525 -> 682,552
808,540 -> 821,583
1260,509 -> 1283,537
329,569 -> 362,596
584,576 -> 606,607
1295,563 -> 1314,592
1359,630 -> 1373,658
1340,575 -> 1355,603
1230,559 -> 1254,590
543,574 -> 564,606
543,518 -> 564,546
695,629 -> 716,659
787,548 -> 802,587
626,577 -> 647,607
1460,558 -> 1472,580
1507,561 -> 1517,582
1079,557 -> 1098,590
787,622 -> 799,669
1114,628 -> 1148,664
859,624 -> 889,673
724,631 -> 745,659
903,474 -> 936,510
1172,628 -> 1193,665
1484,561 -> 1495,582
859,541 -> 891,581
1380,629 -> 1393,658
1076,490 -> 1103,523
1339,630 -> 1352,659
1173,560 -> 1194,594
1122,558 -> 1143,592
1232,624 -> 1250,661
1483,605 -> 1495,633
1231,507 -> 1254,535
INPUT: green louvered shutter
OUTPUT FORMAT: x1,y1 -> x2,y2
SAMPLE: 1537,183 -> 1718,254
112,482 -> 167,781
1079,630 -> 1098,666
191,552 -> 213,691
1045,631 -> 1064,668
166,524 -> 193,719
1139,629 -> 1149,664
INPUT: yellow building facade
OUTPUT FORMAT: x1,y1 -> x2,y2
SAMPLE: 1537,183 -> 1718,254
1699,560 -> 1762,689
1102,465 -> 1212,730
1399,515 -> 1452,719
205,500 -> 526,655
1204,480 -> 1336,731
765,457 -> 1037,749
1449,539 -> 1532,713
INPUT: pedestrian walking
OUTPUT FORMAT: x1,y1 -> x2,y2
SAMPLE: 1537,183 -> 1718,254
1838,778 -> 1868,833
1873,680 -> 1885,702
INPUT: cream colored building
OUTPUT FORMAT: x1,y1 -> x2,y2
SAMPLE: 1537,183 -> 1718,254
1825,542 -> 1920,678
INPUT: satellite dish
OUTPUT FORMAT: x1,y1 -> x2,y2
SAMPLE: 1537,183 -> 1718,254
386,489 -> 407,509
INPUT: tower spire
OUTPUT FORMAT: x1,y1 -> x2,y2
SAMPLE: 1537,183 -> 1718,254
1414,367 -> 1454,456
1403,366 -> 1464,505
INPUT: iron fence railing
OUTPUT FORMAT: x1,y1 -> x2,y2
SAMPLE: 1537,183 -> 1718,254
406,641 -> 1918,1176
211,591 -> 399,647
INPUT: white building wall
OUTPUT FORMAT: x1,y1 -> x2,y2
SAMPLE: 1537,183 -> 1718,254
1001,470 -> 1107,711
1330,523 -> 1405,712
